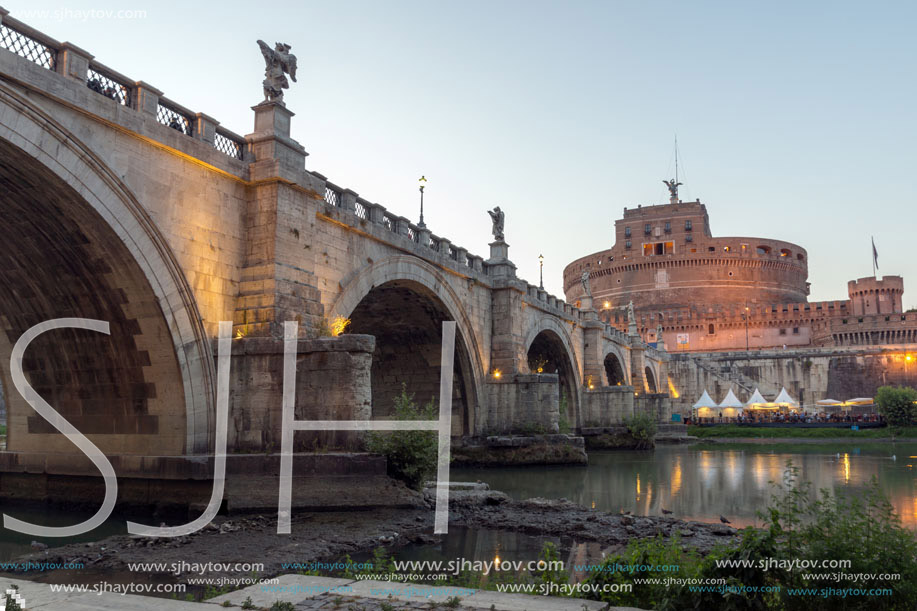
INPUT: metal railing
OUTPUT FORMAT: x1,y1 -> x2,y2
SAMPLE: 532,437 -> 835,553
324,184 -> 342,207
214,128 -> 244,160
86,65 -> 131,106
0,22 -> 55,69
0,10 -> 250,161
157,99 -> 192,136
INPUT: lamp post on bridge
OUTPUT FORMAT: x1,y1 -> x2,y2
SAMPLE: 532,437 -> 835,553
418,175 -> 427,228
539,254 -> 544,289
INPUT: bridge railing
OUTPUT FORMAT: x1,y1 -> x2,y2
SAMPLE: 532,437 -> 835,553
318,175 -> 488,276
0,8 -> 247,162
0,12 -> 55,70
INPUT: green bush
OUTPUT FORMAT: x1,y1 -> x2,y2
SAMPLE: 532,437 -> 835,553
585,464 -> 917,610
624,413 -> 657,449
365,385 -> 437,490
875,385 -> 917,426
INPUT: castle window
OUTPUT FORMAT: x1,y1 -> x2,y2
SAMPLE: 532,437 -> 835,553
625,240 -> 632,249
708,246 -> 715,252
724,246 -> 732,252
756,245 -> 771,255
686,234 -> 693,242
797,253 -> 805,261
644,223 -> 651,235
793,327 -> 799,334
780,248 -> 791,257
685,220 -> 693,231
664,221 -> 671,233
779,328 -> 787,336
625,226 -> 631,237
741,243 -> 748,252
708,323 -> 715,335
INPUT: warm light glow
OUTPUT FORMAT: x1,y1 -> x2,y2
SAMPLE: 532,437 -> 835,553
843,453 -> 850,483
492,369 -> 502,379
636,474 -> 641,501
587,375 -> 595,390
329,315 -> 351,337
603,300 -> 611,309
667,377 -> 680,398
907,354 -> 914,362
235,328 -> 244,340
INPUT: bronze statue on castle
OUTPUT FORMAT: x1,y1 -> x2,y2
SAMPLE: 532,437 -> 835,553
663,178 -> 682,203
257,40 -> 298,103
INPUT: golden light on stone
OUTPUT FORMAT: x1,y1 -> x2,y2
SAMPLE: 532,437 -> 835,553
329,315 -> 351,337
603,301 -> 611,309
843,453 -> 850,483
492,369 -> 502,379
667,377 -> 680,398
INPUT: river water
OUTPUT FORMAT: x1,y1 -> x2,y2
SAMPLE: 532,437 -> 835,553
3,442 -> 915,568
389,441 -> 917,571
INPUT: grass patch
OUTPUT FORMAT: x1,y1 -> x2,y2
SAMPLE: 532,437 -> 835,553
688,425 -> 917,439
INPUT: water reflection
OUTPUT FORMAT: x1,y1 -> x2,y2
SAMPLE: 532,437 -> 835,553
453,443 -> 917,529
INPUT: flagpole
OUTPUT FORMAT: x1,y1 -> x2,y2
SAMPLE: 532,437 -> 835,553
871,237 -> 875,277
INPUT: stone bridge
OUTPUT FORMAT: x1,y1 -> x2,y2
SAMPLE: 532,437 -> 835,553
0,7 -> 671,480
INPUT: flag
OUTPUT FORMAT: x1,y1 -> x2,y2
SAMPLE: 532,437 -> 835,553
872,237 -> 879,270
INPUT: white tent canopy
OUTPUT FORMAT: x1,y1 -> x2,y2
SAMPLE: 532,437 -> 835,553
816,399 -> 843,406
745,388 -> 768,407
718,388 -> 744,408
693,390 -> 717,409
774,387 -> 798,407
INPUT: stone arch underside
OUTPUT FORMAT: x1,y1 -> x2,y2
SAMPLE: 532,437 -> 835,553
603,350 -> 627,386
0,84 -> 213,455
644,365 -> 658,393
336,268 -> 481,437
525,327 -> 580,427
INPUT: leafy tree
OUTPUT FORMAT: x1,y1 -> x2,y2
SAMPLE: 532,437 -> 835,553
365,385 -> 437,490
875,385 -> 917,426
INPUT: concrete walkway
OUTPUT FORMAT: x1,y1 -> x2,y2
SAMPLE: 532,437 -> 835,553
1,575 -> 645,610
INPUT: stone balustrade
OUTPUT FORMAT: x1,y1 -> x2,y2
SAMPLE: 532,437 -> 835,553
0,9 -> 247,161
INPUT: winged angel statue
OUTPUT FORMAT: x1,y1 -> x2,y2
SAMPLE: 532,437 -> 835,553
257,40 -> 298,103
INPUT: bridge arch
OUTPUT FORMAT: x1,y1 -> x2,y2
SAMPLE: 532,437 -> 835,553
330,256 -> 484,436
0,82 -> 214,455
523,319 -> 582,428
644,365 -> 659,393
602,346 -> 629,386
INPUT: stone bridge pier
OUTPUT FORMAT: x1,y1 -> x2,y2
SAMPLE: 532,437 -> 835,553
0,7 -> 675,507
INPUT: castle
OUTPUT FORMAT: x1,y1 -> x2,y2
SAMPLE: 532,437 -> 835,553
563,185 -> 915,352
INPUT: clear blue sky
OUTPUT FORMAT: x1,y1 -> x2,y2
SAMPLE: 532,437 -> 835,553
8,0 -> 915,307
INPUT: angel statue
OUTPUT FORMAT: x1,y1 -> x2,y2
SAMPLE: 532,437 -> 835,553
663,178 -> 682,201
581,271 -> 592,297
257,40 -> 298,103
487,206 -> 505,241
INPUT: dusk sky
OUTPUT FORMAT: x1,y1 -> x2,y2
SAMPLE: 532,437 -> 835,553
8,0 -> 916,307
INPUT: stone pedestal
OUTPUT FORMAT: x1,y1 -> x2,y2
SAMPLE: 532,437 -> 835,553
246,101 -> 308,181
486,240 -> 516,278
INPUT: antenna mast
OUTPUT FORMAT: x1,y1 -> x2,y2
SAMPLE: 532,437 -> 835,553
674,135 -> 679,185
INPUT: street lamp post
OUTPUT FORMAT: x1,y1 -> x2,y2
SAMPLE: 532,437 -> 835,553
418,175 -> 427,228
539,254 -> 544,289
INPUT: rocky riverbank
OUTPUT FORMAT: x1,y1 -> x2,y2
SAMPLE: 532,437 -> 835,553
3,492 -> 738,597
